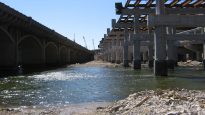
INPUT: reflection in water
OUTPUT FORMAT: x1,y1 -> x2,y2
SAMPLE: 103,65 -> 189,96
0,66 -> 205,107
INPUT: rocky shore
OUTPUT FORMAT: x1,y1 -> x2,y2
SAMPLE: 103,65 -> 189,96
98,89 -> 205,115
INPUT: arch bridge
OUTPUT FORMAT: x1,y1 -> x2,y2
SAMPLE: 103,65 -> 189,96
0,2 -> 93,70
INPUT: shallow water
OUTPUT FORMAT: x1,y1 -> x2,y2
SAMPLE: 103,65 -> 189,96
0,66 -> 205,107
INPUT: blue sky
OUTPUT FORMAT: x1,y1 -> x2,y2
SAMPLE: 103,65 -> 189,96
0,0 -> 125,50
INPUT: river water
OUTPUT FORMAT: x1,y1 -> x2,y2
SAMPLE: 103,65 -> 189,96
0,65 -> 205,108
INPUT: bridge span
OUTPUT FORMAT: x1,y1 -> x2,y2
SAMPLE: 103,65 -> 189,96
0,2 -> 93,70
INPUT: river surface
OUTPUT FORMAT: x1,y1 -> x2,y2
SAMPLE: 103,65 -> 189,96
0,65 -> 205,108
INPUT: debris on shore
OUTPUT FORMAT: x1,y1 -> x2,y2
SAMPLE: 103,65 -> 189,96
178,60 -> 202,67
70,60 -> 122,68
98,89 -> 205,115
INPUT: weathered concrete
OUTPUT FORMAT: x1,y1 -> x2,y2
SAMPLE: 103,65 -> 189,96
148,15 -> 205,27
148,44 -> 154,68
153,0 -> 168,76
133,15 -> 141,69
203,43 -> 205,70
133,39 -> 141,69
123,29 -> 129,67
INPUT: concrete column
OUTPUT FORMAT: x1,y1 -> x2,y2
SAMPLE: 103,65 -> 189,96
133,14 -> 141,69
108,42 -> 111,62
173,42 -> 178,66
172,26 -> 178,67
167,40 -> 175,69
154,0 -> 168,76
119,40 -> 124,63
115,37 -> 121,64
133,39 -> 141,69
167,27 -> 177,69
15,31 -> 19,67
123,28 -> 129,67
67,48 -> 71,64
203,42 -> 205,70
196,51 -> 202,61
143,51 -> 148,63
105,43 -> 109,62
42,40 -> 46,66
148,44 -> 154,68
111,38 -> 116,63
186,53 -> 190,60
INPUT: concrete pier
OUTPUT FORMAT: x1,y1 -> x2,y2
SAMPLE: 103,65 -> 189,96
133,38 -> 141,69
203,43 -> 205,70
133,15 -> 141,69
148,44 -> 154,68
123,29 -> 129,67
154,0 -> 168,76
115,38 -> 121,64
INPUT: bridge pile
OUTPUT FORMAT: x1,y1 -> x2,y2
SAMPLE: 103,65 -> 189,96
98,0 -> 205,76
0,2 -> 93,70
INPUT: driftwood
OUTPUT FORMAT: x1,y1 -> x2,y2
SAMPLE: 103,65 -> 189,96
135,96 -> 150,107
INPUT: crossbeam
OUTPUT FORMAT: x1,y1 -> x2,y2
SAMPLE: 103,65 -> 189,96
167,34 -> 205,41
148,15 -> 205,27
121,8 -> 205,15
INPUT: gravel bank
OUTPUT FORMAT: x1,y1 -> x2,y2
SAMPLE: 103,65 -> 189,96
98,89 -> 205,115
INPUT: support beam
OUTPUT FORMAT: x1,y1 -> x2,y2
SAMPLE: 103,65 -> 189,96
148,44 -> 154,68
167,34 -> 205,41
203,42 -> 205,70
123,28 -> 129,67
148,15 -> 205,27
133,14 -> 141,69
154,0 -> 168,76
115,38 -> 121,64
112,19 -> 146,28
111,38 -> 116,63
121,8 -> 205,15
133,38 -> 141,69
167,27 -> 175,69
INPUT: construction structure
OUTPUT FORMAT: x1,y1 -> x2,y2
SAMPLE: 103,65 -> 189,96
98,0 -> 205,76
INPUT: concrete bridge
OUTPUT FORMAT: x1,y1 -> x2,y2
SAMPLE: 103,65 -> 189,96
98,0 -> 205,76
0,2 -> 93,70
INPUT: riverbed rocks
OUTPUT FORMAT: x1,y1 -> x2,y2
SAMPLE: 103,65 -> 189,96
98,89 -> 205,115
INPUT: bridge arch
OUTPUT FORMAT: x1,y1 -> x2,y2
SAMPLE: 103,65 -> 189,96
18,35 -> 43,66
59,46 -> 68,65
45,42 -> 59,66
18,35 -> 43,48
0,27 -> 16,67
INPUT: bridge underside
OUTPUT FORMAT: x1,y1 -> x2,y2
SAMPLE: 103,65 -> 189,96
19,37 -> 43,67
0,2 -> 94,71
0,30 -> 15,68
